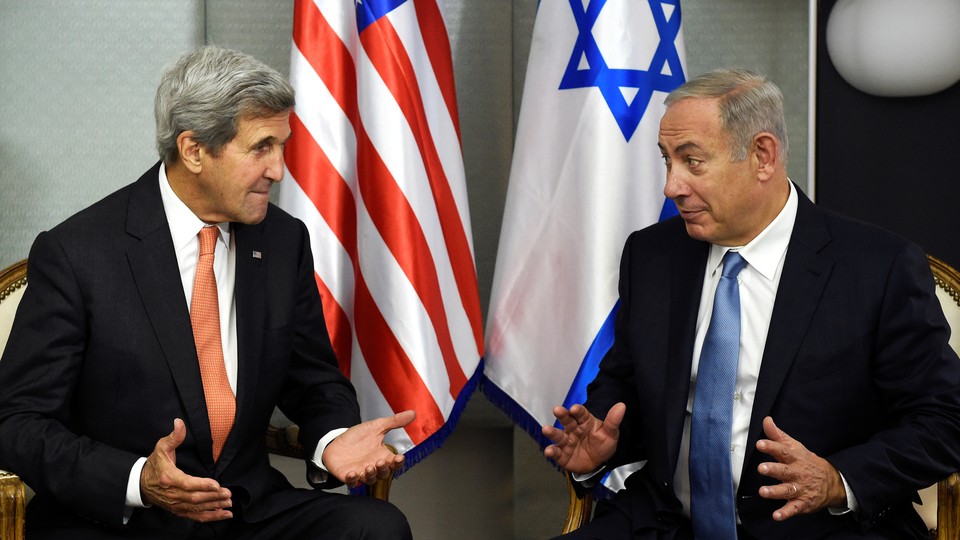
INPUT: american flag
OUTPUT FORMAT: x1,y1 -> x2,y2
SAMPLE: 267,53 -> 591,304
278,0 -> 483,468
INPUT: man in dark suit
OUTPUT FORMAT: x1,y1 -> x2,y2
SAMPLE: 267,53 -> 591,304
543,69 -> 960,539
0,46 -> 414,538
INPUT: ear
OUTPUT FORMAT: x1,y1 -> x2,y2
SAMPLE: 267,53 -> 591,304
177,131 -> 203,174
752,132 -> 781,182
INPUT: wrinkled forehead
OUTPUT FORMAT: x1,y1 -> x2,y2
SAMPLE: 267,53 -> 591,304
658,98 -> 727,152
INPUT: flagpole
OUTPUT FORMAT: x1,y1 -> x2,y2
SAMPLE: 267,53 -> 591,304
807,0 -> 818,201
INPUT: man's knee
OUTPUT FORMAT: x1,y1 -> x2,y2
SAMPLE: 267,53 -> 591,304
342,497 -> 411,540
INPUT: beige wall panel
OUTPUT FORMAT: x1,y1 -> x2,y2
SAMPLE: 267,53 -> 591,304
0,1 -> 204,268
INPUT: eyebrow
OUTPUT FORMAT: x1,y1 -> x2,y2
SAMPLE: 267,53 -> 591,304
250,132 -> 292,148
658,141 -> 704,154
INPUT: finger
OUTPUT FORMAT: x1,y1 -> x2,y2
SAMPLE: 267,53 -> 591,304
543,444 -> 562,461
384,409 -> 416,431
344,471 -> 359,488
164,469 -> 225,494
375,459 -> 392,480
772,500 -> 803,522
178,494 -> 233,511
758,481 -> 799,500
552,405 -> 572,420
157,418 -> 188,454
603,403 -> 627,431
179,486 -> 233,504
183,508 -> 234,523
567,404 -> 594,425
357,464 -> 376,484
552,408 -> 579,432
762,416 -> 792,444
757,461 -> 792,483
541,425 -> 565,444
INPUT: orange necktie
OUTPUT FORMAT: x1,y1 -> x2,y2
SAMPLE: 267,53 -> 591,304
190,226 -> 235,461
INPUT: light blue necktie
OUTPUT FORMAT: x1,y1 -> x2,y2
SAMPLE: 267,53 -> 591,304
690,251 -> 747,540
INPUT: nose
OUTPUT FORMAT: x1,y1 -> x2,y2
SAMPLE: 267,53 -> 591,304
663,168 -> 685,200
266,149 -> 285,183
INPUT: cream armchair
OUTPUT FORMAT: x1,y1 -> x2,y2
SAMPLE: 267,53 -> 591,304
0,259 -> 27,540
562,255 -> 960,538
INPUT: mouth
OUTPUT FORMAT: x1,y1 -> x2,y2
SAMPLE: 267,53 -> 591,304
677,208 -> 704,220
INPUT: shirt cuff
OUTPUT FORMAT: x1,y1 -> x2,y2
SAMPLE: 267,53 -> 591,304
124,457 -> 150,524
571,467 -> 605,488
828,471 -> 859,515
308,428 -> 349,484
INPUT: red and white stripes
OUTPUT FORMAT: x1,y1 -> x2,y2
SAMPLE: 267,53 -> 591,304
279,0 -> 482,457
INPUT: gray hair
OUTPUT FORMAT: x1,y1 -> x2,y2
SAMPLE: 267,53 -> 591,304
665,68 -> 788,163
154,46 -> 295,164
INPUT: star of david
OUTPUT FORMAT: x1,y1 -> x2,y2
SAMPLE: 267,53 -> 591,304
560,0 -> 685,141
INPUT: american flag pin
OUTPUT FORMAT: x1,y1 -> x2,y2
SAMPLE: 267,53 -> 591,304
252,250 -> 262,259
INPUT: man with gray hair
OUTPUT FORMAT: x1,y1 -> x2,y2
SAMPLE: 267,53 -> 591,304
543,69 -> 960,539
0,46 -> 413,538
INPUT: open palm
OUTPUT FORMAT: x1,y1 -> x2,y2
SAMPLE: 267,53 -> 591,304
323,410 -> 415,487
542,403 -> 625,474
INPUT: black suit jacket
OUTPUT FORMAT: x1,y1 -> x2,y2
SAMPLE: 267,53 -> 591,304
0,163 -> 360,533
585,190 -> 960,538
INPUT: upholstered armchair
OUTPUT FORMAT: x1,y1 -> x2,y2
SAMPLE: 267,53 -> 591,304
0,260 -> 27,540
561,255 -> 960,539
0,259 -> 392,539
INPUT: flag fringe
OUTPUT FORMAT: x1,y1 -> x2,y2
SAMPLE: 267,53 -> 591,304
479,374 -> 618,500
478,374 -> 564,473
350,358 -> 485,496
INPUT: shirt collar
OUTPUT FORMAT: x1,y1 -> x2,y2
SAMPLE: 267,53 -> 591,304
707,181 -> 798,281
158,163 -> 231,251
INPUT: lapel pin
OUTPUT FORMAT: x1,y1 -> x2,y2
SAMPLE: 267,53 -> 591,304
252,250 -> 262,259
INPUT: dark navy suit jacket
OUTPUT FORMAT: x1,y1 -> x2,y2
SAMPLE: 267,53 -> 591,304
585,189 -> 960,538
0,163 -> 360,534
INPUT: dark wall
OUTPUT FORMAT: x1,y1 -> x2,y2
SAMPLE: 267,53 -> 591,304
816,0 -> 960,271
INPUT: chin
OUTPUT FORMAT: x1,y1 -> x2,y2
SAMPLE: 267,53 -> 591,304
239,206 -> 269,225
683,223 -> 710,242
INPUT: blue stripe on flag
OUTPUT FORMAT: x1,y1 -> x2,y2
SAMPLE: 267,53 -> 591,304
659,197 -> 679,221
558,197 -> 678,424
557,300 -> 619,427
356,0 -> 408,32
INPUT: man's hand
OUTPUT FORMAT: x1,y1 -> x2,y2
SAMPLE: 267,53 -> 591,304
323,410 -> 415,488
756,416 -> 847,522
541,402 -> 625,474
140,419 -> 233,522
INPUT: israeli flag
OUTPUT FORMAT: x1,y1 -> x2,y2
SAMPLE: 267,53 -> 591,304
483,0 -> 687,491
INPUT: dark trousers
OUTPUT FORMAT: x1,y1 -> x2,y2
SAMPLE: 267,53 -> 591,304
26,489 -> 411,540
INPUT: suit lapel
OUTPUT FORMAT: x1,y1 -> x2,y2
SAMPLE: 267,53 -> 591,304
124,164 -> 214,465
743,193 -> 834,472
215,221 -> 267,468
663,232 -> 709,475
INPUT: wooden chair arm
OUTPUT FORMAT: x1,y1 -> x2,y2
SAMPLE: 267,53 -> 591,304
0,470 -> 25,540
562,474 -> 593,534
938,472 -> 960,540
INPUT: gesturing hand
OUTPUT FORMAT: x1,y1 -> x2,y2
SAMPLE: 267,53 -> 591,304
322,410 -> 415,488
756,416 -> 847,522
541,402 -> 625,474
140,419 -> 233,522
